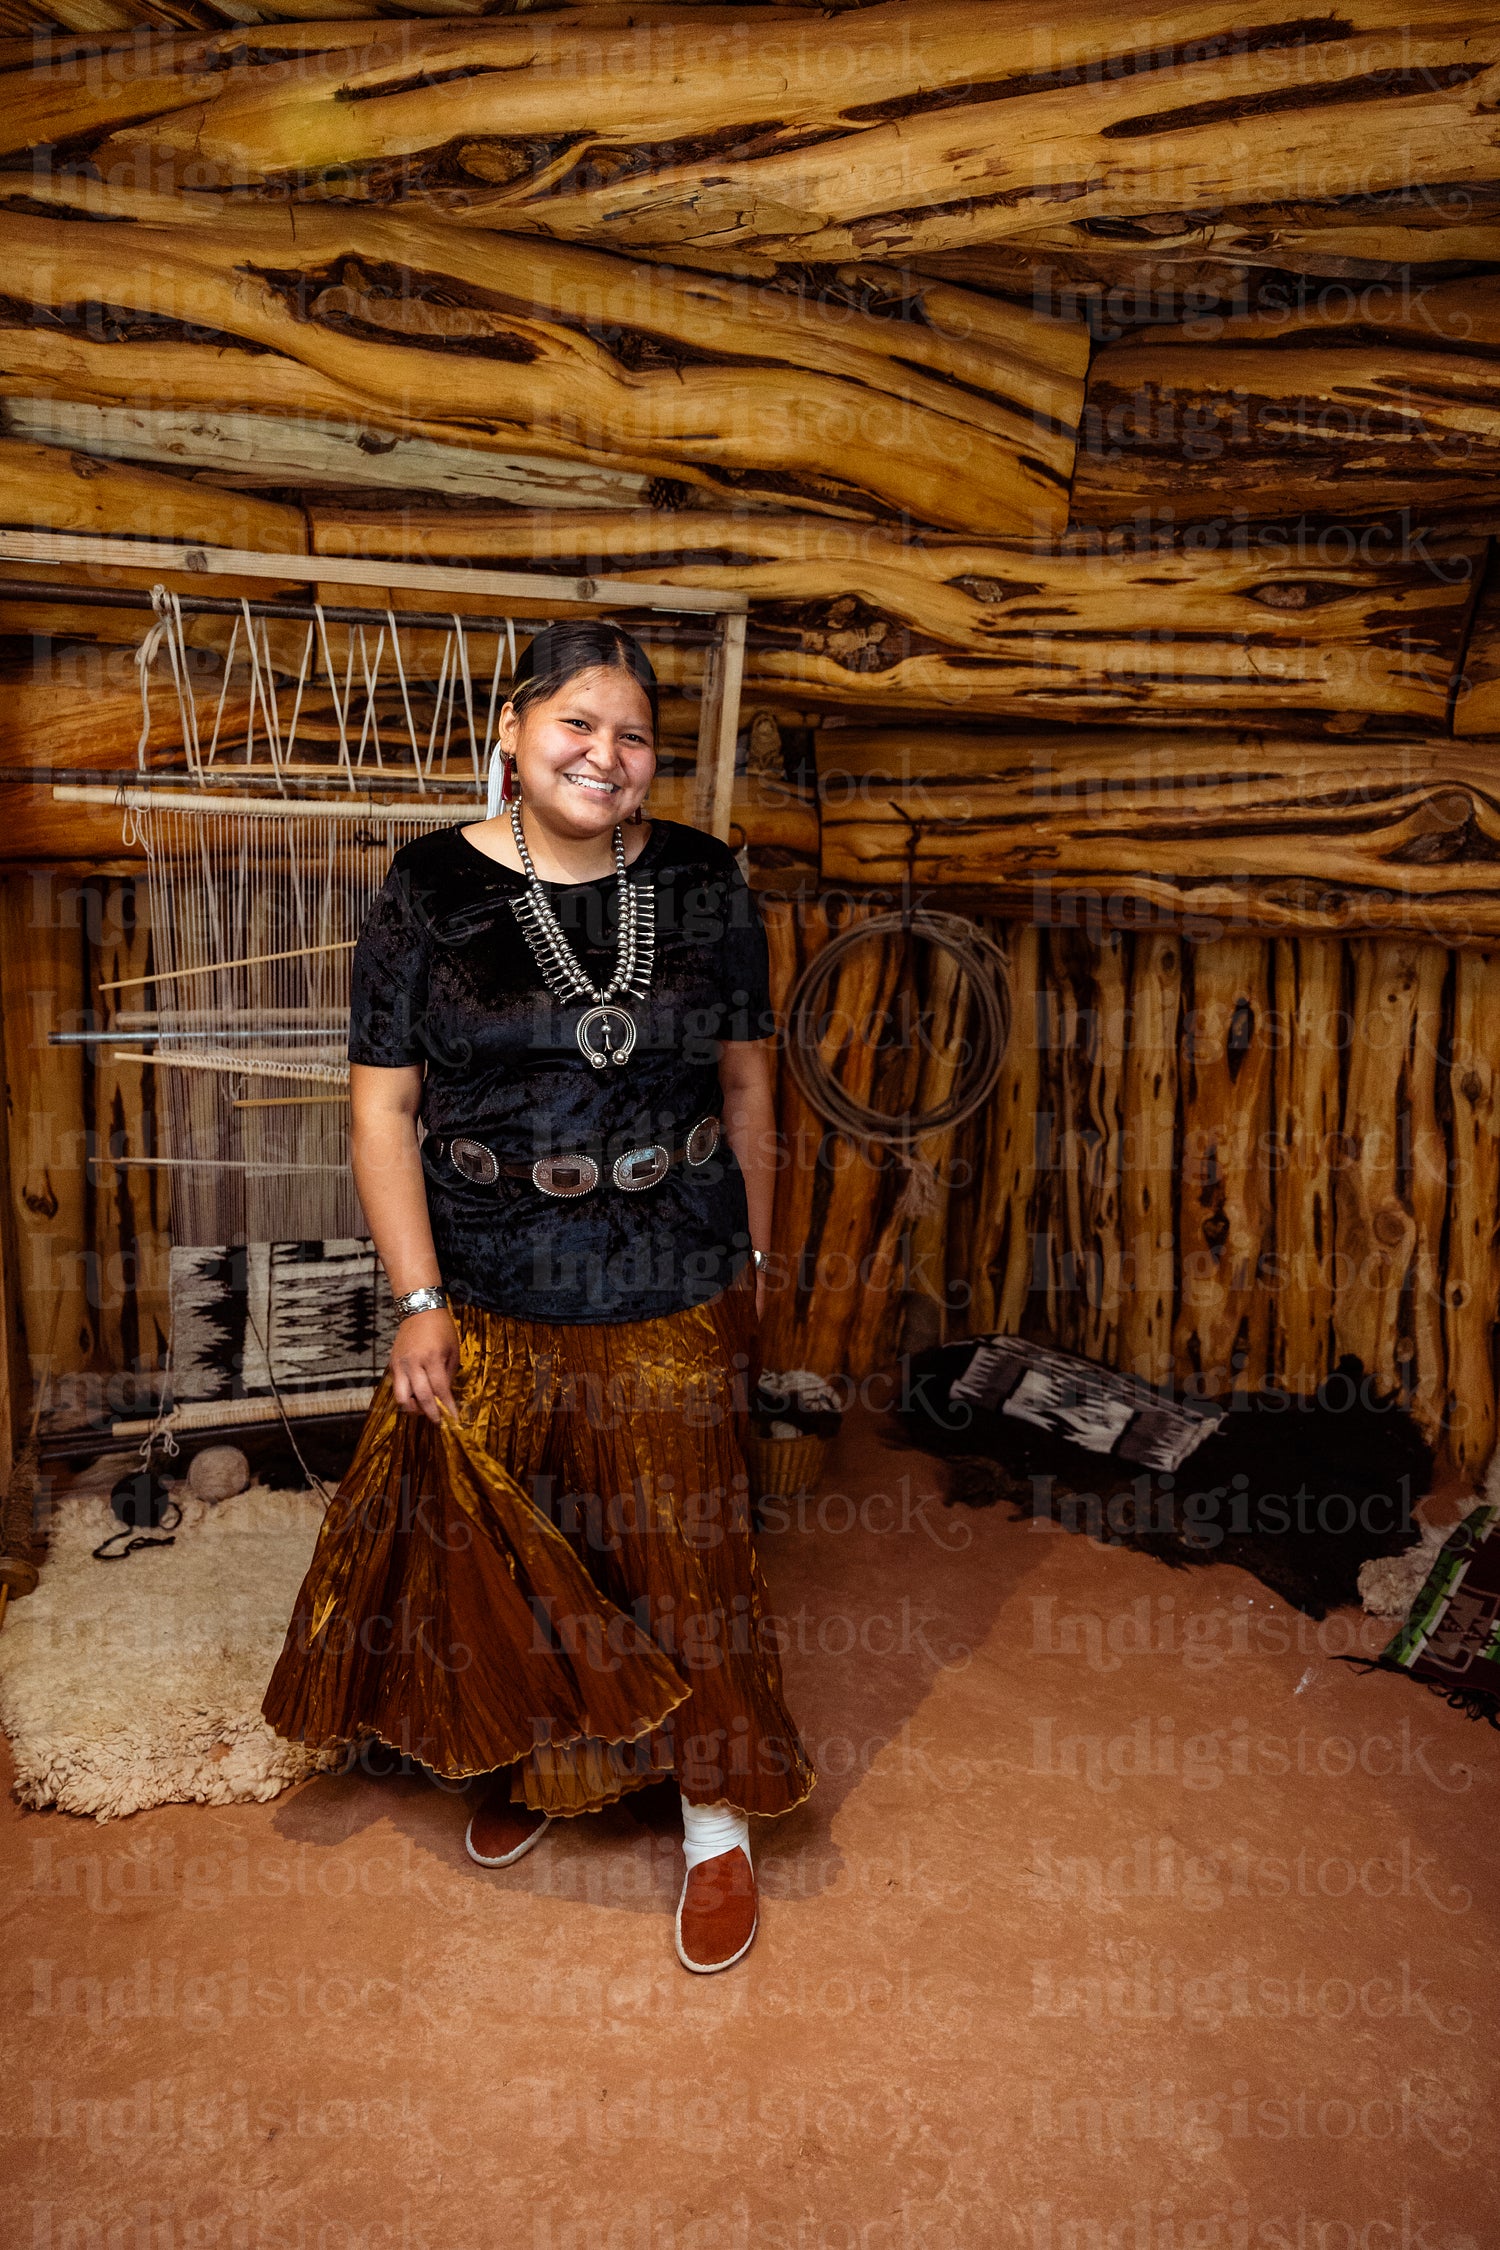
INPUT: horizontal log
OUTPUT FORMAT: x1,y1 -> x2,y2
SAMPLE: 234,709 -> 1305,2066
0,786 -> 140,863
50,0 -> 1498,269
0,474 -> 1479,731
0,206 -> 1084,535
1074,277 -> 1500,525
0,637 -> 250,774
3,398 -> 655,508
475,53 -> 1500,268
0,9 -> 770,155
27,1 -> 1294,175
817,726 -> 1500,937
309,502 -> 1483,730
0,437 -> 307,552
915,187 -> 1500,321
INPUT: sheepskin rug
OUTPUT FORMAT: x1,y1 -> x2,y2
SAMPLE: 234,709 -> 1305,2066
0,1478 -> 345,1821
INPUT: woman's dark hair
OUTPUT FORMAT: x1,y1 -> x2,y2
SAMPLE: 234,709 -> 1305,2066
510,620 -> 659,734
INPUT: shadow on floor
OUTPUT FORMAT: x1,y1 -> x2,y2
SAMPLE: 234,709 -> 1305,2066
266,1397 -> 1043,1916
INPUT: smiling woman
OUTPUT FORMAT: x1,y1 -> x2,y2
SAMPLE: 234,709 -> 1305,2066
261,619 -> 812,1978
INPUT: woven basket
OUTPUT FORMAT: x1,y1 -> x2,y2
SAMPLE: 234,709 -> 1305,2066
744,1429 -> 831,1502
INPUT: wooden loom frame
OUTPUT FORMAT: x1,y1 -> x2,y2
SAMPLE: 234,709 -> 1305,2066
1,532 -> 751,1434
0,529 -> 751,840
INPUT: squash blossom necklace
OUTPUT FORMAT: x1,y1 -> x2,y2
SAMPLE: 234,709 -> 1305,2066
508,799 -> 656,1067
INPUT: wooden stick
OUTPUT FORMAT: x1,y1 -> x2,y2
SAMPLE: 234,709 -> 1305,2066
89,1155 -> 349,1171
100,937 -> 357,993
110,1049 -> 350,1085
0,529 -> 748,617
1117,931 -> 1180,1387
693,612 -> 748,845
233,1093 -> 350,1109
112,1386 -> 376,1438
54,784 -> 470,824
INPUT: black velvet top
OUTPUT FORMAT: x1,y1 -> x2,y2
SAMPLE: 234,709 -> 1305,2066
347,820 -> 773,1325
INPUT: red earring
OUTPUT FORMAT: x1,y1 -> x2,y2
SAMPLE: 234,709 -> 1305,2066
499,754 -> 515,803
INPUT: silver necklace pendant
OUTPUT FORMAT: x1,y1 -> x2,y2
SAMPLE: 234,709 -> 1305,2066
576,1003 -> 638,1069
507,802 -> 655,1062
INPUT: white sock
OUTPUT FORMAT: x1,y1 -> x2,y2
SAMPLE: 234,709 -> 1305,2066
680,1794 -> 751,1873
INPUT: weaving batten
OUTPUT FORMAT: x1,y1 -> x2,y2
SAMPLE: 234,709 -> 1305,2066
112,1051 -> 353,1085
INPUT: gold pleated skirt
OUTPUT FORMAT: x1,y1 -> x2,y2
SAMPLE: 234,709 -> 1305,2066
262,1276 -> 815,1819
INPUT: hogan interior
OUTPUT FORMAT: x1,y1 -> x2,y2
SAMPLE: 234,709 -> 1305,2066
1,0 -> 1499,2242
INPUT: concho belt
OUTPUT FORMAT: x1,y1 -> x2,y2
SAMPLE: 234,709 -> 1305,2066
429,1114 -> 721,1200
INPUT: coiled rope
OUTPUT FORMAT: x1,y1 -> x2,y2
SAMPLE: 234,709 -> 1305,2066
783,908 -> 1011,1216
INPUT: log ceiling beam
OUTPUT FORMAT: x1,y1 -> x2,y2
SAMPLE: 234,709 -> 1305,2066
0,399 -> 659,509
20,0 -> 1491,263
0,430 -> 1485,730
1073,276 -> 1500,527
302,501 -> 1485,733
910,193 -> 1500,344
0,204 -> 1085,537
816,726 -> 1500,940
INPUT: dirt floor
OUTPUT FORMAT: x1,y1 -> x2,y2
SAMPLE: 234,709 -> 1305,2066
4,1401 -> 1495,2250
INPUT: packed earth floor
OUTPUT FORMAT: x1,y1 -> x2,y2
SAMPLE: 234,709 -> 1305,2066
5,1402 -> 1494,2250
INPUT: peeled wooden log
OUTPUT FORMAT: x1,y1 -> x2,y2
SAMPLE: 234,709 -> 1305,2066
963,920 -> 1041,1342
1074,277 -> 1500,526
1116,930 -> 1180,1385
1173,940 -> 1275,1394
816,727 -> 1500,938
1334,939 -> 1450,1434
1270,936 -> 1342,1396
0,637 -> 250,768
756,901 -> 904,1379
312,504 -> 1483,731
0,436 -> 307,552
916,188 -> 1500,331
1444,947 -> 1500,1477
36,0 -> 1326,180
3,398 -> 656,509
0,9 -> 766,157
0,207 -> 1084,536
1452,544 -> 1500,740
1046,928 -> 1128,1368
60,0 -> 1500,267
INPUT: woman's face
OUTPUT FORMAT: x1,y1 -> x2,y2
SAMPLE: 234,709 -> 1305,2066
499,663 -> 656,836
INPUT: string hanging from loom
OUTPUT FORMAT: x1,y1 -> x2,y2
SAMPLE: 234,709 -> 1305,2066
131,797 -> 475,1248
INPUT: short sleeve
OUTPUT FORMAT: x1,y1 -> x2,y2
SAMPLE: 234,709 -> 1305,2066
348,862 -> 429,1067
719,857 -> 775,1043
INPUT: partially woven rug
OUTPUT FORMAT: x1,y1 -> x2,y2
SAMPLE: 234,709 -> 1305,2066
0,1481 -> 344,1821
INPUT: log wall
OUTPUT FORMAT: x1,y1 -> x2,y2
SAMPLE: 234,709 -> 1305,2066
3,0 -> 1500,1485
0,872 -> 169,1425
760,911 -> 1500,1477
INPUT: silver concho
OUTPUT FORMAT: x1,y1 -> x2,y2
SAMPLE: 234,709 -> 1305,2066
450,1137 -> 500,1187
531,1153 -> 601,1199
685,1115 -> 721,1167
612,1144 -> 670,1193
576,1004 -> 638,1070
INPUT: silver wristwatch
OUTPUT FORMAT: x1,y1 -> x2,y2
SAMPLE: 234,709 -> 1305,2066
394,1284 -> 450,1318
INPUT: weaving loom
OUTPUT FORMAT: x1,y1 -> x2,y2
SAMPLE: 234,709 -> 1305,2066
116,601 -> 493,1408
25,537 -> 748,1431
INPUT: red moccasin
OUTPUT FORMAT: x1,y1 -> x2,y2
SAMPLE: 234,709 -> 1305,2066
465,1776 -> 552,1869
675,1845 -> 758,1973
